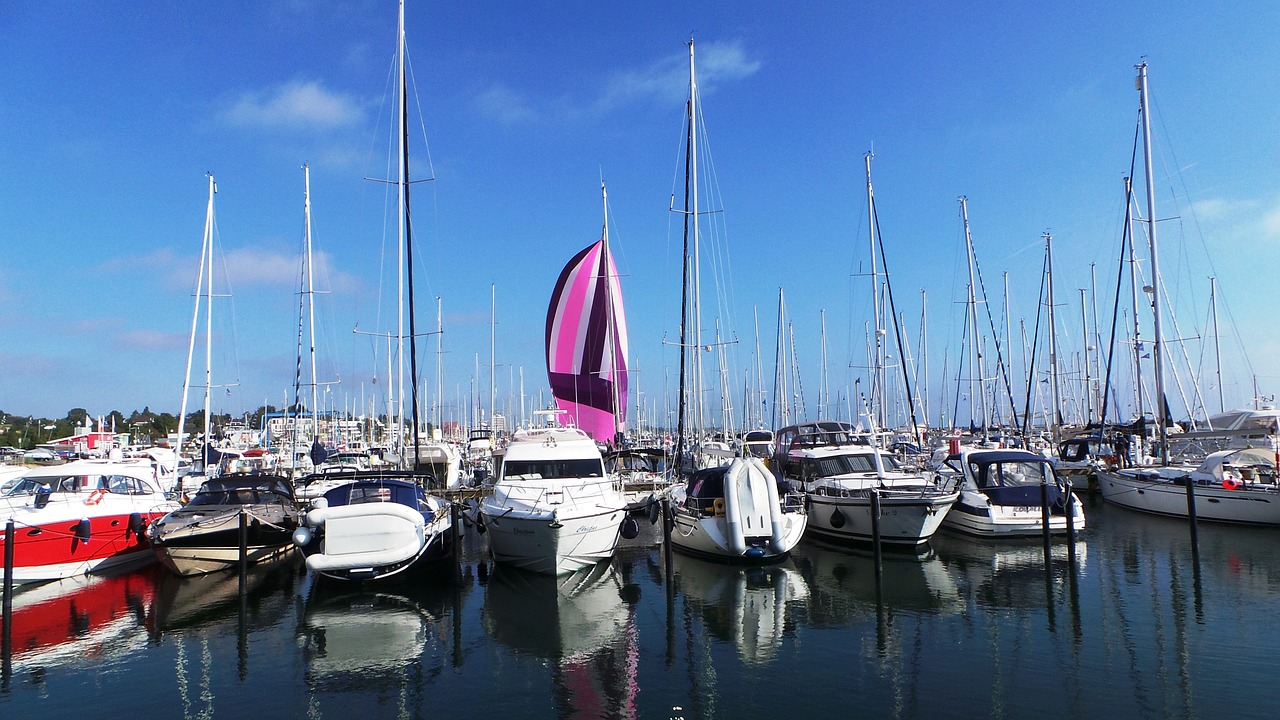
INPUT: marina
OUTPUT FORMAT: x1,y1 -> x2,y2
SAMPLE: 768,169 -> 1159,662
2,498 -> 1277,718
5,4 -> 1280,717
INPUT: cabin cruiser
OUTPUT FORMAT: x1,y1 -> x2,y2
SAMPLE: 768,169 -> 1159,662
477,427 -> 627,575
775,421 -> 958,548
150,472 -> 300,575
931,446 -> 1085,538
292,469 -> 453,582
668,456 -> 807,563
0,460 -> 179,582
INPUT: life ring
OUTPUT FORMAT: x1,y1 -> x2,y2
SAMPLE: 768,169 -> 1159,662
84,489 -> 107,506
1222,477 -> 1243,490
712,497 -> 726,516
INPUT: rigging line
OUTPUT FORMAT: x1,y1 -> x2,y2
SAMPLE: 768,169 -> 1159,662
1020,252 -> 1049,440
1099,186 -> 1133,427
871,200 -> 923,445
964,215 -> 1021,429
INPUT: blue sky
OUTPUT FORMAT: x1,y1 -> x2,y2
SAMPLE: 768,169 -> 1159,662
3,1 -> 1278,432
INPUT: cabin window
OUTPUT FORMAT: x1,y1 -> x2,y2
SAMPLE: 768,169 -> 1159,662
502,458 -> 604,481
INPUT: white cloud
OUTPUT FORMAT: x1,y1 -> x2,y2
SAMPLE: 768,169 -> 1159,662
475,83 -> 539,124
116,329 -> 189,350
220,80 -> 365,130
476,39 -> 763,124
596,39 -> 763,112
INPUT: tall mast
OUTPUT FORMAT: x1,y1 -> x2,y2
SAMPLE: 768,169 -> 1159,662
177,174 -> 216,463
304,164 -> 319,445
1045,233 -> 1063,442
435,295 -> 443,433
602,181 -> 622,444
394,0 -> 407,459
1125,175 -> 1144,422
1079,287 -> 1090,424
865,152 -> 885,427
689,40 -> 705,441
960,197 -> 988,439
1209,276 -> 1224,415
1137,61 -> 1169,463
920,289 -> 930,428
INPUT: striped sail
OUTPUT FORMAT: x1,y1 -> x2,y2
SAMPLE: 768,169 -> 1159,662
545,239 -> 628,445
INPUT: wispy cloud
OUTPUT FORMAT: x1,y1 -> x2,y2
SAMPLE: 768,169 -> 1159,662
114,329 -> 190,350
475,83 -> 540,124
220,80 -> 365,130
98,246 -> 361,293
476,39 -> 762,125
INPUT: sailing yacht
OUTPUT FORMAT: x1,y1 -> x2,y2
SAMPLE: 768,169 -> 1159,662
1096,63 -> 1280,525
665,40 -> 806,563
291,0 -> 454,579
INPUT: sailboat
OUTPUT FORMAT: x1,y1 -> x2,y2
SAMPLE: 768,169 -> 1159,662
291,0 -> 455,580
1095,63 -> 1280,525
665,39 -> 807,563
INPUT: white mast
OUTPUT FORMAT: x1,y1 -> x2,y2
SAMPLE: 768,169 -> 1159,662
176,174 -> 216,463
1045,232 -> 1063,443
303,164 -> 320,447
865,152 -> 885,428
1137,61 -> 1169,463
689,40 -> 706,440
960,196 -> 988,438
436,295 -> 443,433
394,0 -> 407,460
1209,276 -> 1224,415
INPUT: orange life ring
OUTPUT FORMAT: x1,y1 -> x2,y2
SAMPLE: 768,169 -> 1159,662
1222,477 -> 1243,491
84,489 -> 107,505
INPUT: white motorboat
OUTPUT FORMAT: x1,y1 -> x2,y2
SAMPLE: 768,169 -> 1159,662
933,446 -> 1085,538
477,427 -> 627,575
776,422 -> 958,548
668,456 -> 808,563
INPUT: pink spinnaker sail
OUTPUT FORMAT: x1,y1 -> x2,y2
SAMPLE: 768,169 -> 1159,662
545,239 -> 628,444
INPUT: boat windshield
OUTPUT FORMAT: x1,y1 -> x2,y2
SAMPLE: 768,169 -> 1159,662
502,458 -> 604,481
972,459 -> 1051,488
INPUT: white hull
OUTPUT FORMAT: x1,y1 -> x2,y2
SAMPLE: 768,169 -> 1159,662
941,489 -> 1086,538
1097,468 -> 1280,525
804,489 -> 958,547
157,542 -> 295,576
670,506 -> 807,562
481,504 -> 625,575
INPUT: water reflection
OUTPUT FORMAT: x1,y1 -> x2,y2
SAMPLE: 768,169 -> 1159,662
3,567 -> 156,674
790,542 -> 963,623
152,554 -> 300,632
300,581 -> 452,687
932,532 -> 1087,612
670,553 -> 807,665
482,561 -> 639,719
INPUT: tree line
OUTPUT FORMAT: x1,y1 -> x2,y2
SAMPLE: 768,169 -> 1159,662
0,405 -> 290,449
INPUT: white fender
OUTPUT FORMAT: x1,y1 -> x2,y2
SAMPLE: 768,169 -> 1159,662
752,457 -> 787,554
722,459 -> 748,555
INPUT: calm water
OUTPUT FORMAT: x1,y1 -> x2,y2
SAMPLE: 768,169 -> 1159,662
2,496 -> 1277,719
